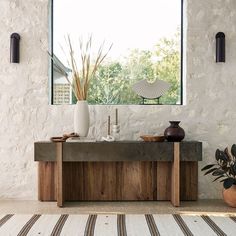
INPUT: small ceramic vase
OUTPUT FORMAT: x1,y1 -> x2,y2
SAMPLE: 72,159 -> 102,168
164,121 -> 185,142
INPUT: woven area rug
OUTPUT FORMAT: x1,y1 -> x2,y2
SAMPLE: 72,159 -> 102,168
0,214 -> 236,236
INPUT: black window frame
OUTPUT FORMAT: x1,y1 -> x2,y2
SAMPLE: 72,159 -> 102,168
49,0 -> 184,105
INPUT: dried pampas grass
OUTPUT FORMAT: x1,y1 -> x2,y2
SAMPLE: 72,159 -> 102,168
49,35 -> 112,101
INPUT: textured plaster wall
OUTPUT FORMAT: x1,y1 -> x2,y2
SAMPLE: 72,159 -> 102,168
0,0 -> 236,199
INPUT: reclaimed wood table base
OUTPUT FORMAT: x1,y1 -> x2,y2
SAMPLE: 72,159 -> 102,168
57,142 -> 181,207
171,142 -> 180,207
56,142 -> 63,207
34,141 -> 202,208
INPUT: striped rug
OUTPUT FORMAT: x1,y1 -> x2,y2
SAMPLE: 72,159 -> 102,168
0,214 -> 235,236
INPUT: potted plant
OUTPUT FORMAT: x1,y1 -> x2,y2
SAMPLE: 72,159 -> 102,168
50,36 -> 112,136
201,144 -> 236,207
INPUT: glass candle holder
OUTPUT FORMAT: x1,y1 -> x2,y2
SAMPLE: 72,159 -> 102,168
112,124 -> 120,141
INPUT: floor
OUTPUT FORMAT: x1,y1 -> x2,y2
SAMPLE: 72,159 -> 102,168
0,200 -> 235,215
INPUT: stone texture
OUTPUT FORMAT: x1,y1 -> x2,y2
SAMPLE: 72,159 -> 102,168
0,0 -> 236,199
34,141 -> 202,162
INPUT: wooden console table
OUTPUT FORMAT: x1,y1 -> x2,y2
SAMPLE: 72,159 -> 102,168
34,141 -> 202,207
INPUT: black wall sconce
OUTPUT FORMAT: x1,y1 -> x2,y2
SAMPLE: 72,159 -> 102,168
10,33 -> 20,63
215,32 -> 225,63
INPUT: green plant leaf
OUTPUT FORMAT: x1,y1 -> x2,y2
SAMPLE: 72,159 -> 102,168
223,178 -> 235,189
215,149 -> 228,162
212,175 -> 225,182
229,165 -> 236,177
201,164 -> 215,171
224,147 -> 232,161
204,168 -> 218,176
233,163 -> 236,175
222,165 -> 228,171
231,144 -> 236,158
212,169 -> 226,176
220,178 -> 228,182
215,149 -> 220,161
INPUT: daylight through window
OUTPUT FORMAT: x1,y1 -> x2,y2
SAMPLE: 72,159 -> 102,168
51,0 -> 183,105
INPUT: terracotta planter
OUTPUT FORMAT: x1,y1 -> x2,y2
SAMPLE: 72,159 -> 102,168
222,185 -> 236,207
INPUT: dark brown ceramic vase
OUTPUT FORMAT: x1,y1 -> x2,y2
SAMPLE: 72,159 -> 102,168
164,121 -> 185,142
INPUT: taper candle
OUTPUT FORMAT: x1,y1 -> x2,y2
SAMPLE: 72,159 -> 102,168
108,115 -> 111,135
115,108 -> 118,125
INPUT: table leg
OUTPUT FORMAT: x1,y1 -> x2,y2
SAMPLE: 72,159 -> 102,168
56,142 -> 63,207
171,142 -> 180,207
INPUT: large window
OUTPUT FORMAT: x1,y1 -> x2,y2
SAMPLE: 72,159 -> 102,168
51,0 -> 183,105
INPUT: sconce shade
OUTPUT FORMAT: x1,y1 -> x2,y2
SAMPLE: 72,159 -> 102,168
215,32 -> 225,63
10,33 -> 20,63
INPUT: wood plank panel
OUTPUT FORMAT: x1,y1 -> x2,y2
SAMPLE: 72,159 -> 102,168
38,162 -> 57,201
171,143 -> 180,207
38,160 -> 198,202
156,162 -> 171,200
180,162 -> 198,200
117,162 -> 154,200
63,163 -> 84,201
152,162 -> 157,200
56,143 -> 63,207
83,162 -> 117,200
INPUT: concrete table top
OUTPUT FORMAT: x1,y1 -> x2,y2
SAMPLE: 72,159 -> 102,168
34,141 -> 202,162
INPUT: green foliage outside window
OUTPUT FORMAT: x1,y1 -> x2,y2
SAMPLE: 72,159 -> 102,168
72,31 -> 181,105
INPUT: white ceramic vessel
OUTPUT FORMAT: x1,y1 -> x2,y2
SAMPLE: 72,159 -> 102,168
74,100 -> 90,137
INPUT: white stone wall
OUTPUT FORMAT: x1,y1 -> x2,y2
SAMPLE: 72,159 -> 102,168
0,0 -> 236,199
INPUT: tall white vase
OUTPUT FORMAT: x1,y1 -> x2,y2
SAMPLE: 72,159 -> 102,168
74,100 -> 90,137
